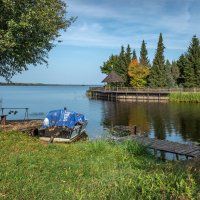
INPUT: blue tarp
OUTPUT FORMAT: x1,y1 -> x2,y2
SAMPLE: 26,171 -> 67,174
42,109 -> 87,129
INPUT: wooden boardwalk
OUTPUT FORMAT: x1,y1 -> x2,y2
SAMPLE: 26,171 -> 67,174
88,87 -> 200,102
109,135 -> 200,159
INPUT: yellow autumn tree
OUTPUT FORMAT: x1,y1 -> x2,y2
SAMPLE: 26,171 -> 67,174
128,59 -> 150,88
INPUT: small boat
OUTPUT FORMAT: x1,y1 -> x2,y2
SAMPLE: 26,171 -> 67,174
38,108 -> 88,143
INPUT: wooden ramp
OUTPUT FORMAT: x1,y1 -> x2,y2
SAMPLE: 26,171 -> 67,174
109,135 -> 200,159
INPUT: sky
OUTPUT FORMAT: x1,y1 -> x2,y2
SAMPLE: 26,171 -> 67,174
1,0 -> 200,84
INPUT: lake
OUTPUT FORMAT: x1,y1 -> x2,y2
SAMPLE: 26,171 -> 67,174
0,85 -> 200,146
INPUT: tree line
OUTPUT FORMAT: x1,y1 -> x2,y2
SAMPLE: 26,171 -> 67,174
100,33 -> 200,88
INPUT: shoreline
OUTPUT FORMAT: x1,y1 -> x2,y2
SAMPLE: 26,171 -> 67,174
0,83 -> 101,87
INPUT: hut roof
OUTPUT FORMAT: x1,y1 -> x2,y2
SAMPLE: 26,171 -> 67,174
102,71 -> 124,83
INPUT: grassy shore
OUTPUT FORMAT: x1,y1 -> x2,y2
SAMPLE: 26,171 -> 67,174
169,92 -> 200,103
0,131 -> 200,200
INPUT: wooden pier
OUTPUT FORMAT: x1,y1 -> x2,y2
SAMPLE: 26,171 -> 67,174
109,135 -> 200,159
89,87 -> 200,102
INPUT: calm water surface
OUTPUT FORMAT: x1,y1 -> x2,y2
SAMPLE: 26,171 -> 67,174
0,86 -> 200,145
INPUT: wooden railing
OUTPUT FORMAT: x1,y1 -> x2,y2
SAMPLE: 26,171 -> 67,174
89,87 -> 200,93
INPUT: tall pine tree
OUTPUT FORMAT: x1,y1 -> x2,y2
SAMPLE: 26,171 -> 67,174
164,60 -> 177,87
124,44 -> 132,85
176,54 -> 187,86
132,49 -> 137,60
185,35 -> 200,87
116,46 -> 128,86
176,36 -> 200,88
149,33 -> 167,87
171,61 -> 179,87
139,40 -> 150,67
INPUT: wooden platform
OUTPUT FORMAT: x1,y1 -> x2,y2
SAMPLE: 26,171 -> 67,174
88,87 -> 200,102
109,135 -> 200,159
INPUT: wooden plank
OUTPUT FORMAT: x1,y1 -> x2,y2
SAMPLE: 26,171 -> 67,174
188,150 -> 200,157
109,135 -> 200,158
136,137 -> 199,151
176,147 -> 200,154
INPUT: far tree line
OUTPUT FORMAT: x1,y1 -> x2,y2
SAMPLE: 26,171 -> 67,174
100,33 -> 200,88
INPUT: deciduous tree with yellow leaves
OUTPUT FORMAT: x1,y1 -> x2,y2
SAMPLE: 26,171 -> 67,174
128,58 -> 150,88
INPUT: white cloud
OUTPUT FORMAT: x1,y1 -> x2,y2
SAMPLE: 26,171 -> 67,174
62,0 -> 200,50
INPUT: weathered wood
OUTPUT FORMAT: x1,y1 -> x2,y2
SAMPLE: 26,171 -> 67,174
39,131 -> 88,143
0,115 -> 7,125
109,135 -> 200,159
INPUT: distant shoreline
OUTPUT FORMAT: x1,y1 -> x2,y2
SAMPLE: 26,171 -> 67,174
0,82 -> 101,87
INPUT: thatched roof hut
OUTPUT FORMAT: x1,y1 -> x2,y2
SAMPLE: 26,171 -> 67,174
102,71 -> 124,83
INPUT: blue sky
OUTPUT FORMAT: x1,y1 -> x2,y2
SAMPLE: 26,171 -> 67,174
1,0 -> 200,84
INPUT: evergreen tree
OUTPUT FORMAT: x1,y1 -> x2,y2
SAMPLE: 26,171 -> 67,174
116,46 -> 126,84
132,49 -> 137,60
139,40 -> 150,87
182,59 -> 196,88
125,44 -> 132,65
100,54 -> 119,74
100,45 -> 132,86
165,60 -> 173,87
176,36 -> 200,88
171,61 -> 179,87
186,35 -> 200,86
149,33 -> 167,87
176,54 -> 187,86
124,44 -> 132,85
139,40 -> 150,67
164,60 -> 177,87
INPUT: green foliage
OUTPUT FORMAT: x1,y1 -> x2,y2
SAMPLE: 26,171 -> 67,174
176,54 -> 188,86
132,49 -> 137,60
124,140 -> 151,157
117,45 -> 131,86
100,45 -> 133,86
169,92 -> 200,103
0,0 -> 75,81
164,60 -> 178,88
149,33 -> 167,87
185,36 -> 200,87
176,36 -> 200,88
171,60 -> 179,86
139,40 -> 150,67
100,34 -> 200,89
100,54 -> 118,74
0,131 -> 199,199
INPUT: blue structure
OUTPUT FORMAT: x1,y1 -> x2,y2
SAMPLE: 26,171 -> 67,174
42,109 -> 87,129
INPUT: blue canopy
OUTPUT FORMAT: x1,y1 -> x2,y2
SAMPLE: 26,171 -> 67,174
42,109 -> 87,129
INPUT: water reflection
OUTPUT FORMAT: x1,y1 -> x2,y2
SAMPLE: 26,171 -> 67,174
101,101 -> 200,145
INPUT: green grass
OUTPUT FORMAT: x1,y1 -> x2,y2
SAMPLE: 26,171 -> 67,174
0,131 -> 200,200
169,92 -> 200,103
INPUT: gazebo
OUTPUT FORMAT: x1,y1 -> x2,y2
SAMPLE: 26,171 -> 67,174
102,71 -> 124,85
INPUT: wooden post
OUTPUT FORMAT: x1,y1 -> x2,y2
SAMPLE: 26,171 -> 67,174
134,125 -> 137,135
1,115 -> 7,125
154,149 -> 157,158
130,126 -> 137,135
